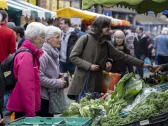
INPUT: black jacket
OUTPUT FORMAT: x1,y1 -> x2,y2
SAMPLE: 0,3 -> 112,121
17,39 -> 25,49
134,34 -> 149,58
66,31 -> 78,62
111,43 -> 133,76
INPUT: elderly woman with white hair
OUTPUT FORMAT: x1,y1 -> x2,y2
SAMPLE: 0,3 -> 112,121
38,26 -> 67,117
7,22 -> 46,119
111,30 -> 133,76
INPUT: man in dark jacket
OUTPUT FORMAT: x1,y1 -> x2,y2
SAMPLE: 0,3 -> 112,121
13,26 -> 25,49
134,27 -> 149,78
59,18 -> 78,75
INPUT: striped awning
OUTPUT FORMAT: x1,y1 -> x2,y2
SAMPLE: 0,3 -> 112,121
6,0 -> 56,19
14,0 -> 56,19
7,0 -> 37,18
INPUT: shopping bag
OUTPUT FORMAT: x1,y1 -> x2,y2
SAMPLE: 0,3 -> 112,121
77,71 -> 90,102
144,57 -> 151,72
10,112 -> 15,121
101,71 -> 121,93
49,90 -> 66,114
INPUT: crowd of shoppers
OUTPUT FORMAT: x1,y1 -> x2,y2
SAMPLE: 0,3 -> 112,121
1,9 -> 168,125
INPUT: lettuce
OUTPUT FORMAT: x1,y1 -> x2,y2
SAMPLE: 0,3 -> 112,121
124,77 -> 143,101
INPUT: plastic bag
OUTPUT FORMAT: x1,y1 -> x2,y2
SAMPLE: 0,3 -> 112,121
144,57 -> 152,72
122,87 -> 158,113
101,71 -> 121,93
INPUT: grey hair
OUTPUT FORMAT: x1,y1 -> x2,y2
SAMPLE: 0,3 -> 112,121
113,30 -> 125,38
7,22 -> 16,29
161,27 -> 168,34
25,22 -> 46,41
45,26 -> 61,41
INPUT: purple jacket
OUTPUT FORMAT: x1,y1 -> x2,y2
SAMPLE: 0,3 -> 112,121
7,40 -> 43,117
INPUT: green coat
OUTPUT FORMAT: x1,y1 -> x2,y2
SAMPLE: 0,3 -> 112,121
68,32 -> 143,96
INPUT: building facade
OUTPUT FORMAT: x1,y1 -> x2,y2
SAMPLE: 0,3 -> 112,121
24,0 -> 81,11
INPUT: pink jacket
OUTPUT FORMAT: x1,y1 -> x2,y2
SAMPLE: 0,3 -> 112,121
7,40 -> 43,117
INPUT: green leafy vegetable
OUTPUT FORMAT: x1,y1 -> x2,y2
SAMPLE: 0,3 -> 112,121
124,77 -> 143,101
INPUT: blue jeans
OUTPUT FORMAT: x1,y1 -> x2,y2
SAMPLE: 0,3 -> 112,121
59,61 -> 75,75
155,55 -> 159,65
3,91 -> 10,111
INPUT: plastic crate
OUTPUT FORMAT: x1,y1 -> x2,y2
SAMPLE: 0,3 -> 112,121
155,82 -> 168,92
7,117 -> 92,126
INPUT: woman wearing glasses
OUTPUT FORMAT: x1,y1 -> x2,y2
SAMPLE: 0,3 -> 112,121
38,26 -> 67,117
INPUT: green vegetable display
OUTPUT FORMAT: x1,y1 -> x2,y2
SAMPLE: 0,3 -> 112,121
144,73 -> 168,85
106,73 -> 135,105
123,77 -> 143,101
63,73 -> 168,126
62,103 -> 80,117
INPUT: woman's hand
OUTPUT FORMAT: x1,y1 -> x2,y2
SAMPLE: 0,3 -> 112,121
143,64 -> 152,69
57,79 -> 67,89
106,62 -> 112,72
59,73 -> 64,78
150,65 -> 163,72
90,64 -> 100,71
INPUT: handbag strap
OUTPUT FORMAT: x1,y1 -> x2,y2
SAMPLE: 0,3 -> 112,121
83,71 -> 90,91
77,71 -> 90,102
83,34 -> 89,51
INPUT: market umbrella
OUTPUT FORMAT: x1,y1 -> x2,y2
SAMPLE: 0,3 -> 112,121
82,0 -> 168,14
0,0 -> 8,10
57,7 -> 130,26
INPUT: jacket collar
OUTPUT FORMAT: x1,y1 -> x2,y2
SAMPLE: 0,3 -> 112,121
63,27 -> 74,35
135,33 -> 146,41
21,40 -> 37,53
21,40 -> 43,62
42,43 -> 59,60
88,30 -> 108,44
0,23 -> 6,28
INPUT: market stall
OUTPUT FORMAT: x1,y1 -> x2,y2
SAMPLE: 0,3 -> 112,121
61,73 -> 168,126
8,72 -> 168,126
6,1 -> 168,126
4,0 -> 56,26
13,0 -> 56,19
6,0 -> 56,20
56,7 -> 130,27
